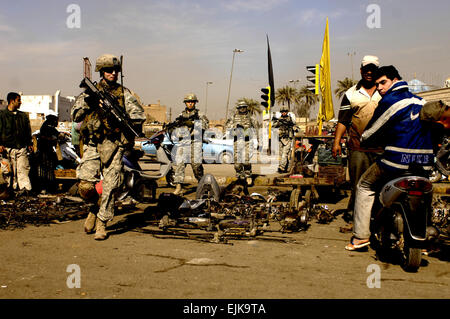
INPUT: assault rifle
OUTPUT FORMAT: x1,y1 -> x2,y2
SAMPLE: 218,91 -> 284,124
163,112 -> 200,131
79,77 -> 140,138
274,117 -> 295,129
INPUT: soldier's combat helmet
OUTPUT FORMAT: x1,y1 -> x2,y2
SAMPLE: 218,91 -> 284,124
183,93 -> 198,103
95,54 -> 121,72
236,101 -> 248,109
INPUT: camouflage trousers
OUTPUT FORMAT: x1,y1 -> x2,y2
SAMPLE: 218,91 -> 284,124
4,147 -> 32,191
77,144 -> 124,222
278,138 -> 293,170
234,139 -> 253,179
173,141 -> 204,184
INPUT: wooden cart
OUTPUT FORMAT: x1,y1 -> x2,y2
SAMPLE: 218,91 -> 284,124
274,135 -> 347,211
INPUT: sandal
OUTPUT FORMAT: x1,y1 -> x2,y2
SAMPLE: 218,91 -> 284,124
345,236 -> 370,251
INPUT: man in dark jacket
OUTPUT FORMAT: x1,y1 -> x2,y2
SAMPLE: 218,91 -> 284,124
345,66 -> 434,251
0,92 -> 33,195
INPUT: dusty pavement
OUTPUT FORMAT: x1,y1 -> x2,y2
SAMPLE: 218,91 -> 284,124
0,164 -> 449,303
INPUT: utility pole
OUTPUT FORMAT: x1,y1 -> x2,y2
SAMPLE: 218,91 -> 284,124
225,49 -> 243,122
347,51 -> 356,81
205,81 -> 213,116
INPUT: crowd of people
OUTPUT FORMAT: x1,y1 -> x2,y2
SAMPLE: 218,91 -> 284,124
1,53 -> 449,244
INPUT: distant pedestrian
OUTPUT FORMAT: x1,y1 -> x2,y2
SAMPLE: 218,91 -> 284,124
36,110 -> 59,193
0,92 -> 33,196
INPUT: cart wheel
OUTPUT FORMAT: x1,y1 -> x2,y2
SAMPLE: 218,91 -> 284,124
289,188 -> 301,210
304,189 -> 312,209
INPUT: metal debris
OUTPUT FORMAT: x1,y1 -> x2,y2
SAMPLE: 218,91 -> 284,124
0,195 -> 91,230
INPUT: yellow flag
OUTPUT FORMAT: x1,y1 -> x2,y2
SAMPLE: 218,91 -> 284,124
317,18 -> 334,135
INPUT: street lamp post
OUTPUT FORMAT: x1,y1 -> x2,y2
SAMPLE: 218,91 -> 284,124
347,51 -> 356,81
225,49 -> 243,122
205,81 -> 213,116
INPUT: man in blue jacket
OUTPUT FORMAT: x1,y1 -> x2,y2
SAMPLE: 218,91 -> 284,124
345,65 -> 434,251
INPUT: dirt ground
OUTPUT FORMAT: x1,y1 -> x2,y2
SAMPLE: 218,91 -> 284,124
0,175 -> 449,303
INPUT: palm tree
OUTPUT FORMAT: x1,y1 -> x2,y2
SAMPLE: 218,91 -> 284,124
294,100 -> 309,118
296,85 -> 319,119
275,86 -> 298,110
334,77 -> 357,99
235,98 -> 262,116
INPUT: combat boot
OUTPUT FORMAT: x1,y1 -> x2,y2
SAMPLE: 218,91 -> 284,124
94,218 -> 108,240
84,212 -> 97,234
173,184 -> 184,195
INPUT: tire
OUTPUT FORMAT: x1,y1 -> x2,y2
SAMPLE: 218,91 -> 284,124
289,188 -> 301,210
397,215 -> 421,272
165,168 -> 176,187
304,189 -> 312,211
218,151 -> 233,164
401,243 -> 422,273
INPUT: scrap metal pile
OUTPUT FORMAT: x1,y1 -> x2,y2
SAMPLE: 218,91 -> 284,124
0,195 -> 91,230
431,195 -> 450,243
154,174 -> 337,243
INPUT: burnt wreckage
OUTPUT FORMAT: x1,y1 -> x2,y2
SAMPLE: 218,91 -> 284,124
154,174 -> 336,243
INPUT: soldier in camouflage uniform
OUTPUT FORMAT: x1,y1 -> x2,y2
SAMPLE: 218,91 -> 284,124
169,93 -> 209,195
272,106 -> 296,173
71,54 -> 145,240
226,101 -> 258,184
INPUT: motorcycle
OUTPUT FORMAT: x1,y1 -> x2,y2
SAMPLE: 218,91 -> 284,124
370,165 -> 433,272
117,129 -> 175,203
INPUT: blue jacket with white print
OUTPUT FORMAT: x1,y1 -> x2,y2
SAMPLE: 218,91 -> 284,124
361,81 -> 434,174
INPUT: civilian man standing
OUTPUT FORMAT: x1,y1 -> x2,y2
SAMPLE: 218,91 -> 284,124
332,55 -> 382,222
0,92 -> 33,196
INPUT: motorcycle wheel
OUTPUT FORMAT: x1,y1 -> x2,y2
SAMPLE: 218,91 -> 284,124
165,168 -> 176,187
393,210 -> 421,272
401,239 -> 422,272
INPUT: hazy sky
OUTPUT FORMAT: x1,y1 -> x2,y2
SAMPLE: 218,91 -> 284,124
1,0 -> 450,120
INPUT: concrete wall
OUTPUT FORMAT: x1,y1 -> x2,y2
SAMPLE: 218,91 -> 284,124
417,87 -> 450,104
144,101 -> 167,123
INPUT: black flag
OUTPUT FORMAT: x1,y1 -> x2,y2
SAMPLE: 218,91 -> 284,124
267,34 -> 275,108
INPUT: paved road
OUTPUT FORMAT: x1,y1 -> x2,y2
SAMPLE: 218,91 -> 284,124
0,163 -> 448,303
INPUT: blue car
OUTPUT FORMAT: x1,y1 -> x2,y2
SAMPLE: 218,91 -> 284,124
140,134 -> 234,164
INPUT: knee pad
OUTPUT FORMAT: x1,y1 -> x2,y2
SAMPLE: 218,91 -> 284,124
78,180 -> 99,203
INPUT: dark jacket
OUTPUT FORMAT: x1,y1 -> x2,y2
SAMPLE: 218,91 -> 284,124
361,81 -> 434,173
0,108 -> 32,149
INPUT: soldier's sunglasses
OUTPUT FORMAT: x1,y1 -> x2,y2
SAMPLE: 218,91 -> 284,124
103,67 -> 120,74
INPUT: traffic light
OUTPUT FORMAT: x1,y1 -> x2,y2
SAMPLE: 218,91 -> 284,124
306,64 -> 319,95
261,86 -> 271,109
